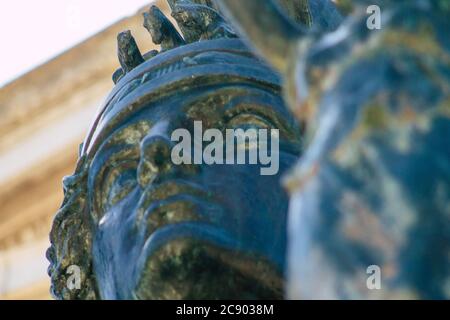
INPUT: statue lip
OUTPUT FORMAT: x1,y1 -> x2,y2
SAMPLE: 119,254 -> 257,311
134,177 -> 226,242
142,194 -> 224,239
139,222 -> 239,262
133,222 -> 284,299
135,179 -> 212,226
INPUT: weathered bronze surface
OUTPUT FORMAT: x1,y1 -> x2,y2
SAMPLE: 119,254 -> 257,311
218,0 -> 450,299
47,0 -> 306,300
143,6 -> 185,52
48,0 -> 449,300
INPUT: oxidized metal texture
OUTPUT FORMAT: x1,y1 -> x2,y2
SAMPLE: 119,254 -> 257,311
143,6 -> 185,52
286,0 -> 450,299
219,0 -> 450,299
217,0 -> 342,74
47,0 -> 305,300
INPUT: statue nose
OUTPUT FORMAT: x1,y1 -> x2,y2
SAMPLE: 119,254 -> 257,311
138,135 -> 173,187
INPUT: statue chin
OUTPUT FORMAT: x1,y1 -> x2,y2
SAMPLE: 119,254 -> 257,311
130,182 -> 284,299
134,231 -> 283,299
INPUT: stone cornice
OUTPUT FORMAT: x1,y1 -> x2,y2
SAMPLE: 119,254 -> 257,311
0,0 -> 168,250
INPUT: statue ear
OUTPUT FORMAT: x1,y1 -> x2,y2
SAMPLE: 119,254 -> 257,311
47,156 -> 99,300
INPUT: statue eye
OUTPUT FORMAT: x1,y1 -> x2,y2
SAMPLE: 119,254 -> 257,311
224,105 -> 300,142
102,161 -> 138,209
225,104 -> 280,131
226,113 -> 276,130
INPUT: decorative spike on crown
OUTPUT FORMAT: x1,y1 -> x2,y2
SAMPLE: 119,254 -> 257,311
166,0 -> 221,12
117,30 -> 145,73
143,5 -> 185,51
113,0 -> 314,84
170,2 -> 236,42
113,0 -> 238,83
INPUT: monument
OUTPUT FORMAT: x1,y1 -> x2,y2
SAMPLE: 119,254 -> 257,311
218,0 -> 450,299
48,0 -> 449,300
47,0 -> 305,300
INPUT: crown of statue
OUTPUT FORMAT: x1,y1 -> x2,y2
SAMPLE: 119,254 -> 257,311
80,0 -> 291,158
113,0 -> 238,84
111,0 -> 324,84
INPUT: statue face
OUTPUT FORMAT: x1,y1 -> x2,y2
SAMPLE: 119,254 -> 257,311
85,42 -> 302,299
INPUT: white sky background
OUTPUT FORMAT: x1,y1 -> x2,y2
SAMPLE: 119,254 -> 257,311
0,0 -> 154,87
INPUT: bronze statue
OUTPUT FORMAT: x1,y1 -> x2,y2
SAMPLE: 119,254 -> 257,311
47,0 -> 304,300
143,6 -> 185,52
218,0 -> 450,299
48,0 -> 449,300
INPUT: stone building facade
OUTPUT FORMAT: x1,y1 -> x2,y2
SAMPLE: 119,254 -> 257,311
0,1 -> 166,299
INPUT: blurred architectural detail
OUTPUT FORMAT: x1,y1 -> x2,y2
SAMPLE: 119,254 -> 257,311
0,1 -> 167,299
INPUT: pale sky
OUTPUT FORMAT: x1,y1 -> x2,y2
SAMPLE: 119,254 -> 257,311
0,0 -> 154,87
